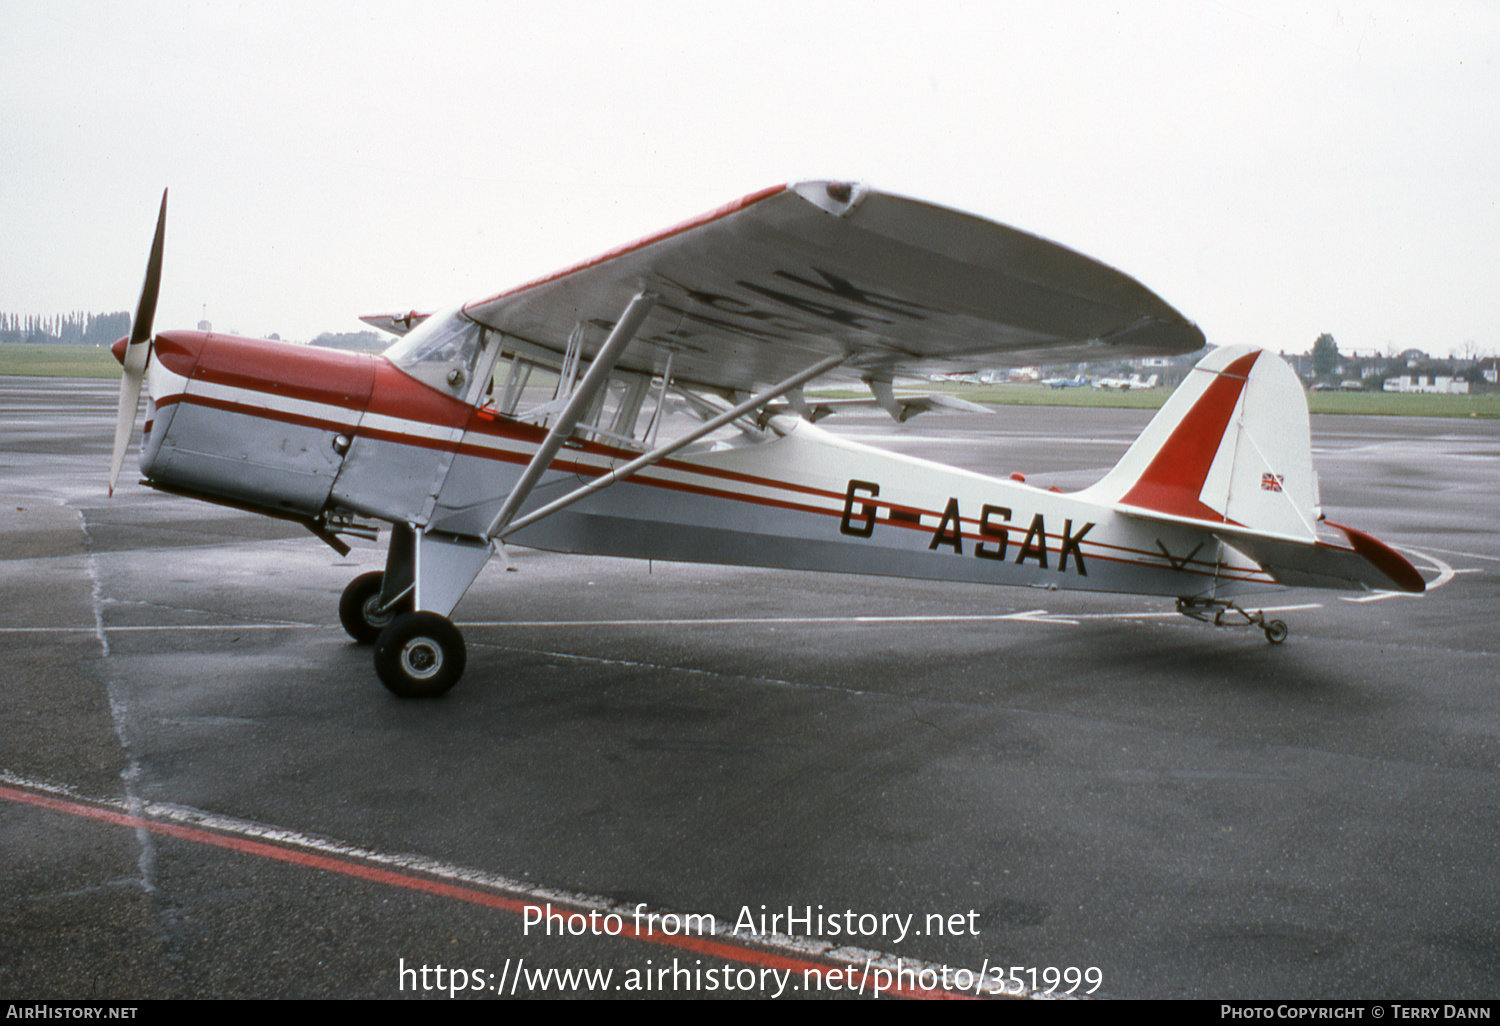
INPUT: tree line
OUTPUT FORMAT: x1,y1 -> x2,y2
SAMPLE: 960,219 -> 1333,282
0,311 -> 131,346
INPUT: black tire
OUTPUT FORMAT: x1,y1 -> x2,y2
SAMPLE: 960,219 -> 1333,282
339,571 -> 408,645
1264,620 -> 1289,644
374,612 -> 466,698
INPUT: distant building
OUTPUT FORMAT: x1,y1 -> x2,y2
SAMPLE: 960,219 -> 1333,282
1383,375 -> 1470,395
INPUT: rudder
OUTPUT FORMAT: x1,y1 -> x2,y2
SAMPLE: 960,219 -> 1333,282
1082,346 -> 1320,541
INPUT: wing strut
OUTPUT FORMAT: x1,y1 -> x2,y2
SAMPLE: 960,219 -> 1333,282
484,291 -> 658,538
865,376 -> 909,422
494,352 -> 847,541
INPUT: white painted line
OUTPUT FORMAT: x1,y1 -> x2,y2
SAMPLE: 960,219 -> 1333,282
0,623 -> 321,634
466,614 -> 1073,627
1401,544 -> 1500,564
1340,546 -> 1459,602
0,770 -> 1026,1000
6,603 -> 1334,636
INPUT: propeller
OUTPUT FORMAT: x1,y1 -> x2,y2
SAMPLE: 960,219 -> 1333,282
109,189 -> 167,496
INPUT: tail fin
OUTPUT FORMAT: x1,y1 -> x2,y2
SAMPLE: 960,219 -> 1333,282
1083,345 -> 1319,541
1082,346 -> 1425,594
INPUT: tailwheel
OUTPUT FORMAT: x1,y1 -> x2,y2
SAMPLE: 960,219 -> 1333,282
338,571 -> 410,644
1177,597 -> 1289,645
374,611 -> 466,698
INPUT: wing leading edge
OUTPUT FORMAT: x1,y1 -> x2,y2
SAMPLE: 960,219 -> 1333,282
460,181 -> 1205,393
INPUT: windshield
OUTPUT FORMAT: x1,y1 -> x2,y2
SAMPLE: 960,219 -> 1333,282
383,307 -> 486,398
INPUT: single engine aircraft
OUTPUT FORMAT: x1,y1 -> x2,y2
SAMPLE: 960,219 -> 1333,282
1043,374 -> 1089,389
108,182 -> 1425,697
1092,372 -> 1159,390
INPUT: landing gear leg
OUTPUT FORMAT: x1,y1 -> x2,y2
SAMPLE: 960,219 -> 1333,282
360,525 -> 489,697
1177,597 -> 1289,644
337,525 -> 416,644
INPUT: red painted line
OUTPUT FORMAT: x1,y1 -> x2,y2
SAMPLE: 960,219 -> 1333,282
0,782 -> 968,999
0,783 -> 520,906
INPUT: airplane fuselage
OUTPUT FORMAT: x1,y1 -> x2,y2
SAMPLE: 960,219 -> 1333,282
135,330 -> 1274,607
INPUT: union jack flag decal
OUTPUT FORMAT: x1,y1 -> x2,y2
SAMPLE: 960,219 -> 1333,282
1261,473 -> 1284,492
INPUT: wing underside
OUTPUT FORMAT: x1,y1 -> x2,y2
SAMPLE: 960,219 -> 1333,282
459,181 -> 1205,393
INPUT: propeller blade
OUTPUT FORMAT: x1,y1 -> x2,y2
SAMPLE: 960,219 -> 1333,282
109,189 -> 167,495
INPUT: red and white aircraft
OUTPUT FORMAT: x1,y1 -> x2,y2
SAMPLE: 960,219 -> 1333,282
108,182 -> 1425,697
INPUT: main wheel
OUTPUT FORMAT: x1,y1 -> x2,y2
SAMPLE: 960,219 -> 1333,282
339,571 -> 409,644
1264,620 -> 1289,644
374,611 -> 466,698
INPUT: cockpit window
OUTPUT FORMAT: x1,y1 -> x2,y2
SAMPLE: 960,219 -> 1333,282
383,307 -> 486,398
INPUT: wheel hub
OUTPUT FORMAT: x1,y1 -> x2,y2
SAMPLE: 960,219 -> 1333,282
400,639 -> 443,679
363,595 -> 394,630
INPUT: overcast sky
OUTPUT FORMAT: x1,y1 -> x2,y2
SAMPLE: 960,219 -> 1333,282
3,1 -> 1497,358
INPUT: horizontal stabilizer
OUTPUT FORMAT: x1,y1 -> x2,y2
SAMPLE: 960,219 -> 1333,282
1216,523 -> 1425,594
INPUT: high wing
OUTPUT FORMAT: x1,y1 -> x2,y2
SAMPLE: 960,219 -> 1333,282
459,181 -> 1205,392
